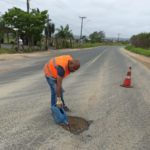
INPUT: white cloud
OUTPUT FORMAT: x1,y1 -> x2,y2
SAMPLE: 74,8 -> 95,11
1,0 -> 150,38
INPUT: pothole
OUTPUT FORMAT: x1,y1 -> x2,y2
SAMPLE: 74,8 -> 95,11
60,116 -> 93,135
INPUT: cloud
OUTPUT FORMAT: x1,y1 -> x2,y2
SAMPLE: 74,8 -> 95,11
1,0 -> 150,38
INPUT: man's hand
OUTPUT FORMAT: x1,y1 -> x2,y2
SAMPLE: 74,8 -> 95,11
56,97 -> 63,108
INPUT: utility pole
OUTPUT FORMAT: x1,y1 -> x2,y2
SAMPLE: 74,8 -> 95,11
79,16 -> 86,41
0,12 -> 2,48
117,33 -> 120,42
27,0 -> 30,47
45,15 -> 51,50
27,0 -> 30,13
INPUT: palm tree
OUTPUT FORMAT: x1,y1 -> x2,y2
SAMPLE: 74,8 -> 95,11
55,24 -> 73,48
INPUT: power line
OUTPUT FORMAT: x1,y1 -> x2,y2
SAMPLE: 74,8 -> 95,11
0,0 -> 26,5
0,0 -> 27,13
30,0 -> 41,9
82,23 -> 92,36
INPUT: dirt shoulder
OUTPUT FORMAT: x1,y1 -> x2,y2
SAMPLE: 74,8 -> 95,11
0,48 -> 82,61
0,48 -> 82,73
0,47 -> 98,61
0,51 -> 52,61
123,48 -> 150,70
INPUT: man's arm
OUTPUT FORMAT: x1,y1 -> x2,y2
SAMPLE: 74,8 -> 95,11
56,75 -> 63,108
55,66 -> 65,107
56,75 -> 63,97
56,65 -> 65,97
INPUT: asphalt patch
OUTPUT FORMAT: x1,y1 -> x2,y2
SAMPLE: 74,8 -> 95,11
60,116 -> 93,135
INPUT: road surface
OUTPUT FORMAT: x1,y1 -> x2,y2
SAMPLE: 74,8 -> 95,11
0,46 -> 150,150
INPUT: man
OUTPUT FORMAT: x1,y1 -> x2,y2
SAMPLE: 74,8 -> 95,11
18,38 -> 24,50
44,55 -> 80,111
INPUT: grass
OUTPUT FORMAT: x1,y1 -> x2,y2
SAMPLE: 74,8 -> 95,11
0,42 -> 128,54
73,42 -> 127,49
74,42 -> 103,48
125,45 -> 150,57
0,48 -> 16,54
0,44 -> 45,54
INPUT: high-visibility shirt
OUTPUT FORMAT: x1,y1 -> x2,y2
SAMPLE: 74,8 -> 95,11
44,55 -> 73,79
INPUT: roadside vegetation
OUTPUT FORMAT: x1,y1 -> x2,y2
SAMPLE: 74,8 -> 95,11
0,6 -> 128,54
1,6 -> 149,58
0,48 -> 16,54
125,45 -> 150,57
74,42 -> 103,48
125,33 -> 150,57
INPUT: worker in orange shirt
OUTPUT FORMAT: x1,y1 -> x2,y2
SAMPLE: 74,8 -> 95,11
44,55 -> 80,111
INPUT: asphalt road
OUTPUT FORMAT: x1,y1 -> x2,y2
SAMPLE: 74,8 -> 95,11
0,46 -> 150,150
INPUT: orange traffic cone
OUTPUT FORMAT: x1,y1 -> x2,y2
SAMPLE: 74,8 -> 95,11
120,66 -> 133,88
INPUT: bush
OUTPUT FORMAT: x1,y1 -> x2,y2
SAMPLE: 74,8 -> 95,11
0,48 -> 16,54
130,33 -> 150,49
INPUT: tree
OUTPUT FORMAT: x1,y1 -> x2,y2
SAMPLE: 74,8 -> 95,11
130,33 -> 150,49
55,24 -> 73,39
28,9 -> 48,46
3,7 -> 48,49
45,22 -> 55,49
55,24 -> 73,48
89,31 -> 105,43
45,23 -> 55,38
0,16 -> 4,48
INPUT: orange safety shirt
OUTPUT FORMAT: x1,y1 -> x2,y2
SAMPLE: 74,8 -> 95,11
44,55 -> 73,79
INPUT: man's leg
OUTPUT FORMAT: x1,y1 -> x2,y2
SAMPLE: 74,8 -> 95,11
45,76 -> 57,106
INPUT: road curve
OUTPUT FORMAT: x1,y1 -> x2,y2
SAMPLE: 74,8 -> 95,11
0,46 -> 150,150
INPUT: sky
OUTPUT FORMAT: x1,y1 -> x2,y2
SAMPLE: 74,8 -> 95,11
0,0 -> 150,38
